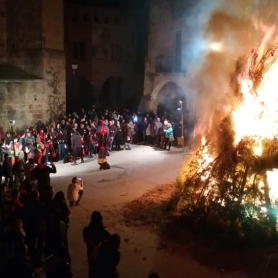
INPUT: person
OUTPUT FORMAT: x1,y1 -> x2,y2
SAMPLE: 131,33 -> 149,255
154,118 -> 163,147
11,189 -> 24,210
175,120 -> 184,147
0,184 -> 7,213
164,122 -> 174,151
24,158 -> 36,182
71,130 -> 84,165
2,153 -> 13,190
114,121 -> 123,149
108,120 -> 117,151
12,156 -> 25,189
96,120 -> 110,150
90,234 -> 121,278
83,211 -> 110,259
32,156 -> 57,199
57,130 -> 66,161
67,177 -> 84,206
98,146 -> 110,170
51,191 -> 71,247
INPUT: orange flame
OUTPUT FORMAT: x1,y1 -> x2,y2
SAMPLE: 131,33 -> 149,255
232,58 -> 278,156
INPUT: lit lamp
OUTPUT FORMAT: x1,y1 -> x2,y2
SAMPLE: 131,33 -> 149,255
72,64 -> 78,74
210,42 -> 222,52
179,100 -> 184,147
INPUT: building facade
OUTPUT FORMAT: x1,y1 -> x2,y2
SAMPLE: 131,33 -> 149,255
140,0 -> 194,119
65,3 -> 144,111
0,0 -> 66,130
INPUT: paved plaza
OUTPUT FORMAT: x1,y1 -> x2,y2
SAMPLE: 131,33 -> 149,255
51,145 -> 246,278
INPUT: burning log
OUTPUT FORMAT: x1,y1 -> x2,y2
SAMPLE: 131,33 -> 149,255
175,43 -> 278,242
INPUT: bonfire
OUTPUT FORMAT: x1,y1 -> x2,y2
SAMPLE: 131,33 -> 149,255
176,42 -> 278,243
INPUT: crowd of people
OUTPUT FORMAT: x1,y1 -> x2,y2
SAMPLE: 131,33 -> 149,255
0,107 -> 187,169
0,106 -> 187,277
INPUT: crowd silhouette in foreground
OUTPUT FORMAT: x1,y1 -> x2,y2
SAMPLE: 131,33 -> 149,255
0,169 -> 162,277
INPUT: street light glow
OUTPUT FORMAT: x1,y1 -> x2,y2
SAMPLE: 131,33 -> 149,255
211,42 -> 222,52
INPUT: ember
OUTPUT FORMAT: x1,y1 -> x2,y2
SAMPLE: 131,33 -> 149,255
176,39 -> 278,242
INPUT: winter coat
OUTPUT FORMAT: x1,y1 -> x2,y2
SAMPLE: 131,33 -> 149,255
32,164 -> 57,190
71,133 -> 82,148
174,123 -> 183,137
165,127 -> 173,139
2,160 -> 12,178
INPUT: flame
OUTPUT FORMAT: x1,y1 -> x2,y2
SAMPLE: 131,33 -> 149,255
197,137 -> 214,181
232,58 -> 278,155
266,169 -> 278,204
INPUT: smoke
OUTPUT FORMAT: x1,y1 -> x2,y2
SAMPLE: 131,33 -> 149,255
184,0 -> 278,128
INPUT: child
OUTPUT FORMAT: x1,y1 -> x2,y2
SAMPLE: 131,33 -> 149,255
98,146 -> 110,170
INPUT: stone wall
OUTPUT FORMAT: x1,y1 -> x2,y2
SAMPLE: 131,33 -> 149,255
7,49 -> 44,78
0,79 -> 53,131
5,0 -> 43,49
0,0 -> 6,58
43,49 -> 66,116
42,0 -> 64,51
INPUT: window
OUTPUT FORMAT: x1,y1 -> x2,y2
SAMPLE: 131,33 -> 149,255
114,17 -> 119,25
72,12 -> 78,22
112,44 -> 123,63
83,14 -> 89,22
93,15 -> 99,23
72,41 -> 86,60
104,16 -> 109,24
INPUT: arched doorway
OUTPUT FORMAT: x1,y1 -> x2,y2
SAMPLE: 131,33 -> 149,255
99,76 -> 117,108
151,81 -> 186,121
66,76 -> 94,112
115,76 -> 123,104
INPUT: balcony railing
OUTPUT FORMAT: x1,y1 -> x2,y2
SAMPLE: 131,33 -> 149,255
155,55 -> 186,73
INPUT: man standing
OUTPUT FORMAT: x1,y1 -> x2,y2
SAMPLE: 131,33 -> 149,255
67,177 -> 83,206
96,120 -> 110,150
71,130 -> 84,165
3,153 -> 13,189
32,156 -> 57,199
108,120 -> 117,151
154,118 -> 163,147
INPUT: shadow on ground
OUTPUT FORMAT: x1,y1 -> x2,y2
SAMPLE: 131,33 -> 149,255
121,184 -> 278,278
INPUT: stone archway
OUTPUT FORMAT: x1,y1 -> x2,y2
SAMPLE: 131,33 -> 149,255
66,76 -> 94,112
150,80 -> 186,120
99,76 -> 117,108
149,79 -> 172,111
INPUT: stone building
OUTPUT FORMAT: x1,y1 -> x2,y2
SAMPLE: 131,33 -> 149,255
65,2 -> 144,111
140,0 -> 195,120
0,0 -> 66,131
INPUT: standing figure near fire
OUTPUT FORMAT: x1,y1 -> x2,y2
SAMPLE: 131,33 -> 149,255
98,146 -> 110,170
164,122 -> 174,151
96,120 -> 110,150
71,130 -> 84,165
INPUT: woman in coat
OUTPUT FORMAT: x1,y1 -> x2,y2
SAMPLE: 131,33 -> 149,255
164,122 -> 174,151
114,121 -> 123,150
